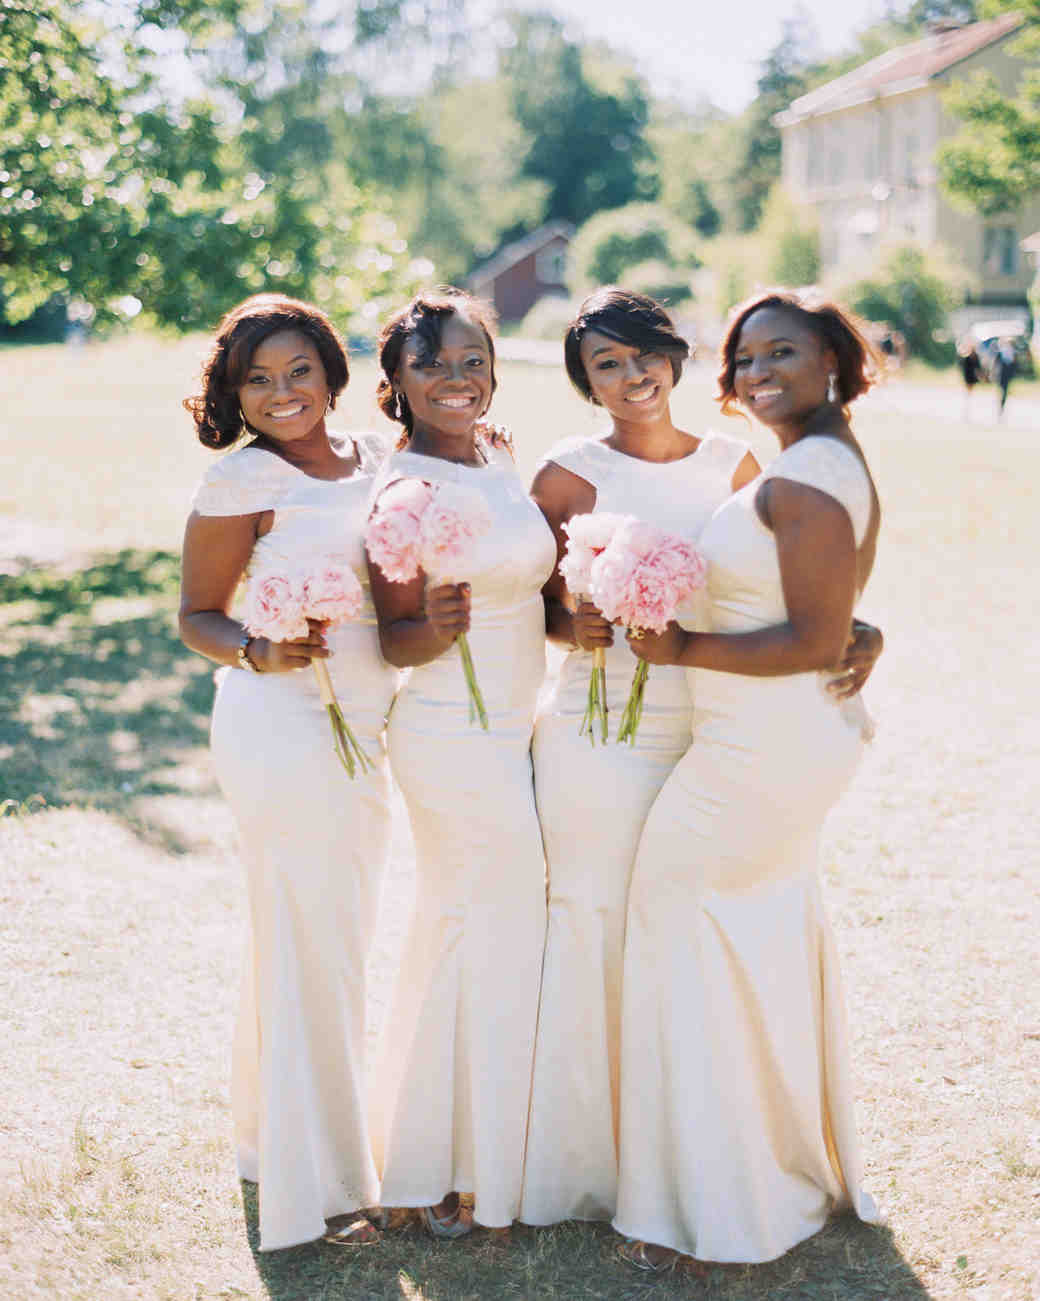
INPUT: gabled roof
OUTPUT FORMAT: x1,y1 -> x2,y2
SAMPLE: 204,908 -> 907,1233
468,221 -> 574,287
776,13 -> 1023,125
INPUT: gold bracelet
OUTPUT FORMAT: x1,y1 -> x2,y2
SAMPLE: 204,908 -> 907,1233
236,631 -> 260,672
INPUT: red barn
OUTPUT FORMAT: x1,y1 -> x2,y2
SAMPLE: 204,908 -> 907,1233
467,222 -> 574,323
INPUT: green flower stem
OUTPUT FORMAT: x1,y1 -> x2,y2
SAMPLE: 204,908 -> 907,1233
313,661 -> 373,779
616,657 -> 649,746
579,645 -> 609,744
456,632 -> 489,731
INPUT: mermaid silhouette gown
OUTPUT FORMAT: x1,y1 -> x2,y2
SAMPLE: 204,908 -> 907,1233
614,435 -> 879,1262
521,432 -> 749,1225
371,440 -> 557,1228
193,433 -> 398,1251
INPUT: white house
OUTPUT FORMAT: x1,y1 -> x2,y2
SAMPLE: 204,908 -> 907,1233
775,15 -> 1040,323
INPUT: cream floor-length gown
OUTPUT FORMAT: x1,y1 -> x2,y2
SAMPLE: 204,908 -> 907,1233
614,435 -> 879,1263
372,441 -> 557,1228
520,432 -> 749,1226
195,434 -> 398,1252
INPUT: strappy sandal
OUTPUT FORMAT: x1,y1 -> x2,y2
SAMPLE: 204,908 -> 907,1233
617,1239 -> 681,1273
322,1215 -> 380,1246
420,1197 -> 474,1240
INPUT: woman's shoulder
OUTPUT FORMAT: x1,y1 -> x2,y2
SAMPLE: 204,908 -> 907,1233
538,432 -> 611,469
190,444 -> 292,516
767,436 -> 873,543
693,429 -> 751,476
349,428 -> 394,472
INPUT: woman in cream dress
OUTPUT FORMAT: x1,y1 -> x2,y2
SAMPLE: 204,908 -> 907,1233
366,289 -> 556,1236
180,296 -> 396,1251
615,291 -> 882,1269
520,290 -> 757,1226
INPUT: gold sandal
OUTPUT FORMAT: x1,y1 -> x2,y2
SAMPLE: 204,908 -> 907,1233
322,1215 -> 380,1246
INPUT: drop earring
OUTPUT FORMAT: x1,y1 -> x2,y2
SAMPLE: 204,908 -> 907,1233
827,372 -> 838,403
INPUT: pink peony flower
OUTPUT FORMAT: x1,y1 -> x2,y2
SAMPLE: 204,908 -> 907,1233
244,571 -> 309,642
366,477 -> 436,583
590,520 -> 707,634
417,480 -> 493,581
301,558 -> 363,625
559,512 -> 633,598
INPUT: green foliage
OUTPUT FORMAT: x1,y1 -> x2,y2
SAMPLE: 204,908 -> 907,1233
841,243 -> 972,363
758,187 -> 821,286
727,17 -> 813,232
648,112 -> 725,238
501,14 -> 658,226
618,260 -> 693,307
934,0 -> 1040,214
568,203 -> 699,291
0,1 -> 431,333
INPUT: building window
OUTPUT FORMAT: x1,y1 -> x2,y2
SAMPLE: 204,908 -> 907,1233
983,227 -> 1018,277
535,245 -> 567,285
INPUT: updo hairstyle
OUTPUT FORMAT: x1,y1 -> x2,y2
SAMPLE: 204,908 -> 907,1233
376,287 -> 499,438
563,287 -> 690,403
184,294 -> 350,449
716,289 -> 880,418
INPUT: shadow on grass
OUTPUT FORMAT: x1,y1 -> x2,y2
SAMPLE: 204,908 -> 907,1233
0,549 -> 217,849
241,1181 -> 930,1301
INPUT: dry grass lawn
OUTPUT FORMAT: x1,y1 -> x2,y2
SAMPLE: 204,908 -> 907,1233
0,335 -> 1037,1299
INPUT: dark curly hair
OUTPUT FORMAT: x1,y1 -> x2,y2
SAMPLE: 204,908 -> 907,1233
563,287 -> 690,403
184,294 -> 350,449
376,287 -> 498,440
717,289 -> 880,418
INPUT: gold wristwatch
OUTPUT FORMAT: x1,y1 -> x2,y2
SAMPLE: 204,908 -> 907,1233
236,631 -> 260,672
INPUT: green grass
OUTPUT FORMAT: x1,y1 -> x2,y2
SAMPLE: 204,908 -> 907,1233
2,332 -> 1039,1299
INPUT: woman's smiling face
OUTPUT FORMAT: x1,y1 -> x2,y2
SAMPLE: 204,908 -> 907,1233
237,329 -> 331,443
395,312 -> 493,437
579,329 -> 675,423
731,306 -> 835,428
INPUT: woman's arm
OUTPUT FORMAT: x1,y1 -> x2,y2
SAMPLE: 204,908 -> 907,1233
630,479 -> 857,676
365,546 -> 471,669
179,511 -> 329,672
529,461 -> 614,651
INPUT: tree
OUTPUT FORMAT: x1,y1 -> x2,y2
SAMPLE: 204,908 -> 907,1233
938,0 -> 1040,214
501,13 -> 658,226
568,203 -> 698,289
841,243 -> 973,363
726,16 -> 815,232
0,0 -> 431,332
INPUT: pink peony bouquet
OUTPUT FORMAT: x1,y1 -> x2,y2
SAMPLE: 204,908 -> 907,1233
558,512 -> 633,743
243,557 -> 372,778
366,477 -> 493,730
588,520 -> 708,745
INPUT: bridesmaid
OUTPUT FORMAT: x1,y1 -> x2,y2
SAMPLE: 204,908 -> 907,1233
520,289 -> 759,1227
179,294 -> 396,1250
366,288 -> 556,1237
615,290 -> 883,1270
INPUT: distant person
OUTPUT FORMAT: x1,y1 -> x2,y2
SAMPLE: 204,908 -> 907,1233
957,338 -> 982,420
994,338 -> 1017,419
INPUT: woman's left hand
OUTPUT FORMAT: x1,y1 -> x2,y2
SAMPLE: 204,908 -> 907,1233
827,618 -> 883,699
626,622 -> 687,666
